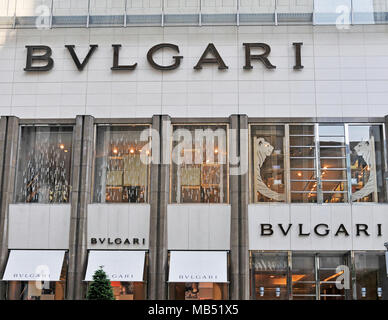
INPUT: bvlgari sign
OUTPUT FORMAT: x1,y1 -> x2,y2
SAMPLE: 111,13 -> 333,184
23,42 -> 304,72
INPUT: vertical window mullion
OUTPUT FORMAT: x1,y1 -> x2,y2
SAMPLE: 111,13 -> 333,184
315,124 -> 323,204
285,124 -> 291,203
345,124 -> 352,203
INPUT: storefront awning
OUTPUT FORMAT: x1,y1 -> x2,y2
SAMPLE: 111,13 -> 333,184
2,250 -> 66,281
168,251 -> 228,283
85,251 -> 145,282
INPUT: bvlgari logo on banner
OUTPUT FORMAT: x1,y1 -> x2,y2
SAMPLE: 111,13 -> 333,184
178,274 -> 219,281
23,42 -> 304,72
259,223 -> 383,237
107,273 -> 135,280
90,237 -> 146,246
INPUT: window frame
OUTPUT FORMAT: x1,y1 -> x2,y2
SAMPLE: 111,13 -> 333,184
91,123 -> 152,204
249,122 -> 387,204
169,122 -> 230,205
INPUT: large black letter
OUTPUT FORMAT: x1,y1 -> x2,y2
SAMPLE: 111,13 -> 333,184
24,45 -> 54,71
293,42 -> 304,70
298,224 -> 310,236
314,224 -> 329,237
278,224 -> 292,236
111,44 -> 137,71
335,224 -> 349,237
65,44 -> 98,71
356,224 -> 370,236
243,43 -> 276,69
193,43 -> 228,70
147,43 -> 183,71
261,224 -> 274,236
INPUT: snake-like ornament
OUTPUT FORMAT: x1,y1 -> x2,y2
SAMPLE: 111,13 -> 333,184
255,137 -> 285,201
352,139 -> 376,201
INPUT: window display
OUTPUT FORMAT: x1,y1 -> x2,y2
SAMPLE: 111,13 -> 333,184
349,125 -> 384,202
170,124 -> 228,204
109,282 -> 145,300
250,123 -> 386,204
169,282 -> 228,300
251,125 -> 286,202
15,126 -> 73,204
93,125 -> 151,203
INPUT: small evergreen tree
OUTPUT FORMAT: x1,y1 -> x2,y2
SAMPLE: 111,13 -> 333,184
86,266 -> 115,300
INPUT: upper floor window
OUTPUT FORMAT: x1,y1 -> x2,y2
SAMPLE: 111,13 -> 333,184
251,123 -> 386,204
15,126 -> 73,204
93,125 -> 151,203
170,124 -> 228,204
251,125 -> 286,203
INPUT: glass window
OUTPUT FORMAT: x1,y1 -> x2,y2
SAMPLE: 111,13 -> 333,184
290,125 -> 317,203
93,125 -> 151,203
170,124 -> 228,204
291,254 -> 316,300
251,252 -> 289,300
277,0 -> 313,24
251,125 -> 285,203
15,126 -> 73,204
239,0 -> 276,24
7,254 -> 67,300
169,282 -> 228,300
349,125 -> 385,203
353,0 -> 388,24
354,252 -> 388,300
318,254 -> 348,300
0,0 -> 15,28
52,0 -> 89,27
314,0 -> 352,25
319,125 -> 348,203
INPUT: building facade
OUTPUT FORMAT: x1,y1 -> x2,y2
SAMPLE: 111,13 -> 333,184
0,0 -> 388,300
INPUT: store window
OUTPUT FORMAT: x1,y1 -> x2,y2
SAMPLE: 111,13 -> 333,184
289,125 -> 317,203
93,125 -> 151,203
169,282 -> 228,300
319,125 -> 348,203
251,252 -> 351,300
354,252 -> 388,300
15,126 -> 73,204
251,123 -> 386,204
6,253 -> 68,300
349,125 -> 385,202
170,124 -> 228,204
251,252 -> 289,300
251,125 -> 286,203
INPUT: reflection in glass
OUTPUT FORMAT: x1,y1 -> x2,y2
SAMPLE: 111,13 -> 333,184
15,126 -> 73,204
251,252 -> 289,300
292,254 -> 316,300
349,125 -> 384,202
355,252 -> 388,300
171,125 -> 228,204
93,125 -> 151,203
314,0 -> 352,25
251,125 -> 285,202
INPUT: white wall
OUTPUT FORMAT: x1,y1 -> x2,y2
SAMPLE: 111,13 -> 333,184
248,203 -> 388,251
0,25 -> 388,118
87,203 -> 150,249
8,204 -> 71,249
167,204 -> 231,250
